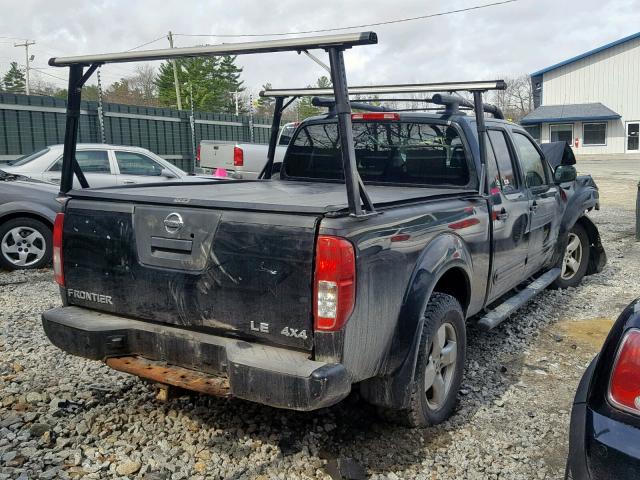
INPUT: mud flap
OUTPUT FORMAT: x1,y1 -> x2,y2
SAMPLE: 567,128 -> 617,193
579,216 -> 607,275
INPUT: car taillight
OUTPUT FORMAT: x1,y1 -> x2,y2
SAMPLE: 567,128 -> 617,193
233,146 -> 244,167
196,144 -> 201,163
314,235 -> 356,331
609,329 -> 640,415
351,112 -> 400,121
53,213 -> 64,286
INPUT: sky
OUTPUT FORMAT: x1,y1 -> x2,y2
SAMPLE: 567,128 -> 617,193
1,0 -> 639,97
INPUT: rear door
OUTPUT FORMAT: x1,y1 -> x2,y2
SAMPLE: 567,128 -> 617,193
44,150 -> 117,188
486,129 -> 531,302
511,131 -> 561,276
114,151 -> 174,184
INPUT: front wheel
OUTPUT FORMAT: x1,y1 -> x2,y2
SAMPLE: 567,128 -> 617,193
552,223 -> 590,289
386,293 -> 466,427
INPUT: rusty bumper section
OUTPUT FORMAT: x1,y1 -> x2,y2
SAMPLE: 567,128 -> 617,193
42,306 -> 351,411
106,356 -> 231,397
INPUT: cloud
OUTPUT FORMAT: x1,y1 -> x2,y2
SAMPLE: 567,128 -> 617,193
1,0 -> 638,94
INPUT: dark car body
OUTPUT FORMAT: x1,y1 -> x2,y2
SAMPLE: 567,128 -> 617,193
42,110 -> 605,413
566,300 -> 640,479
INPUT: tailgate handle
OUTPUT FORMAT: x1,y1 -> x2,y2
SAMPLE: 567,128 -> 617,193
150,236 -> 193,255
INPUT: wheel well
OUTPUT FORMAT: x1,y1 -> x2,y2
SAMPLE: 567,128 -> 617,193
432,267 -> 470,313
0,212 -> 53,231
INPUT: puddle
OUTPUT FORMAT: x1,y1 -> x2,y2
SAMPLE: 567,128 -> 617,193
556,317 -> 614,350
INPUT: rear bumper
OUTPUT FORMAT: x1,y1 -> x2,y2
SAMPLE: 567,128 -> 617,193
41,306 -> 351,411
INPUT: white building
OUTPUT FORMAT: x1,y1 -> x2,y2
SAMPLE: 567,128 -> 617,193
521,32 -> 640,158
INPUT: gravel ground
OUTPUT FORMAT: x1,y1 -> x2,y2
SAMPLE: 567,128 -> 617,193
1,175 -> 639,479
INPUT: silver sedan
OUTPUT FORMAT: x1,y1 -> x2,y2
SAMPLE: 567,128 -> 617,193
2,144 -> 197,188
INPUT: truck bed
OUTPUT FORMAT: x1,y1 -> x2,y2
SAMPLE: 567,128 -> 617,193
67,180 -> 475,214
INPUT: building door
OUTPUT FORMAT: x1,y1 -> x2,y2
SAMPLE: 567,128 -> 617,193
628,123 -> 640,151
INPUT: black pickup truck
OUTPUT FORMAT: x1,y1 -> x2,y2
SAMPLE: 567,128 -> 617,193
42,33 -> 605,427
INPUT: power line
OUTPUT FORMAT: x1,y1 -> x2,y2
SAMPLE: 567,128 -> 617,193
31,68 -> 67,82
174,0 -> 519,38
126,35 -> 167,52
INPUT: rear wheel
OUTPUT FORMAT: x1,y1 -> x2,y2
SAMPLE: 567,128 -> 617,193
385,293 -> 466,427
552,223 -> 590,289
0,217 -> 52,270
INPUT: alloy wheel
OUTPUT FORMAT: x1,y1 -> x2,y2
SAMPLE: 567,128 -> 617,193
1,227 -> 47,267
425,322 -> 458,410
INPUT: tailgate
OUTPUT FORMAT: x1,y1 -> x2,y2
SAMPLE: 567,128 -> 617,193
61,199 -> 319,350
199,143 -> 234,170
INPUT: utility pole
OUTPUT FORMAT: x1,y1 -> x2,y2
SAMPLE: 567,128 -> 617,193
14,40 -> 35,95
167,31 -> 183,110
233,91 -> 239,116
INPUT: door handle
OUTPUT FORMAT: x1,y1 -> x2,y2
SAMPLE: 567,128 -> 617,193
496,208 -> 509,221
123,180 -> 136,184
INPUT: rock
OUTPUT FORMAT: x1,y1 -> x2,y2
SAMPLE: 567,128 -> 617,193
29,422 -> 51,437
116,460 -> 142,476
25,392 -> 42,403
1,451 -> 17,462
76,420 -> 90,435
324,457 -> 367,480
40,467 -> 60,479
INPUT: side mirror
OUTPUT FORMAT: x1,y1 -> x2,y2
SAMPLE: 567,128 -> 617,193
553,165 -> 577,184
161,168 -> 178,179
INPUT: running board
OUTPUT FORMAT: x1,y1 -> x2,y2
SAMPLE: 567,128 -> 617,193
477,268 -> 561,331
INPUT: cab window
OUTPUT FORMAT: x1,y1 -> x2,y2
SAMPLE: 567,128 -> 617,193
512,132 -> 548,188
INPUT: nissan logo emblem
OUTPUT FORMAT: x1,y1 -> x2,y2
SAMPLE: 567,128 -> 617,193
163,213 -> 184,234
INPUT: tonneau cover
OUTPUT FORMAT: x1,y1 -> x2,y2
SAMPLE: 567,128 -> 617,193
66,180 -> 473,214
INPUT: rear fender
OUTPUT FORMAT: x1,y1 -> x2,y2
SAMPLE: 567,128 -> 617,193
359,233 -> 472,409
0,201 -> 57,224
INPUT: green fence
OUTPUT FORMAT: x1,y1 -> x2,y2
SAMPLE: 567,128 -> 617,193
0,92 -> 273,172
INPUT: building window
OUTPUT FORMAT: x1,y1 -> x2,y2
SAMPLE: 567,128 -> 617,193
524,125 -> 541,142
549,124 -> 573,144
583,122 -> 607,146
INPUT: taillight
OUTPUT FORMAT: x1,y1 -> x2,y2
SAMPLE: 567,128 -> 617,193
351,112 -> 400,121
53,213 -> 64,286
314,235 -> 356,331
196,144 -> 201,163
609,329 -> 640,415
233,146 -> 244,167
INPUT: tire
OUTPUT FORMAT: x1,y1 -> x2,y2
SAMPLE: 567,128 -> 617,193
384,293 -> 466,427
552,223 -> 590,289
0,217 -> 52,270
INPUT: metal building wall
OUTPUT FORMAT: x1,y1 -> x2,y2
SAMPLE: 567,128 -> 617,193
0,92 -> 273,170
540,36 -> 640,155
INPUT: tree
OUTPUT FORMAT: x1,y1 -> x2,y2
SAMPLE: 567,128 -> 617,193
489,75 -> 533,122
218,55 -> 245,113
255,82 -> 275,116
131,65 -> 158,106
296,76 -> 333,119
155,54 -> 245,113
3,62 -> 26,94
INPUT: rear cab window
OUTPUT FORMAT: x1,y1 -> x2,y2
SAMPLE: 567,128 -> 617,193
283,120 -> 471,187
